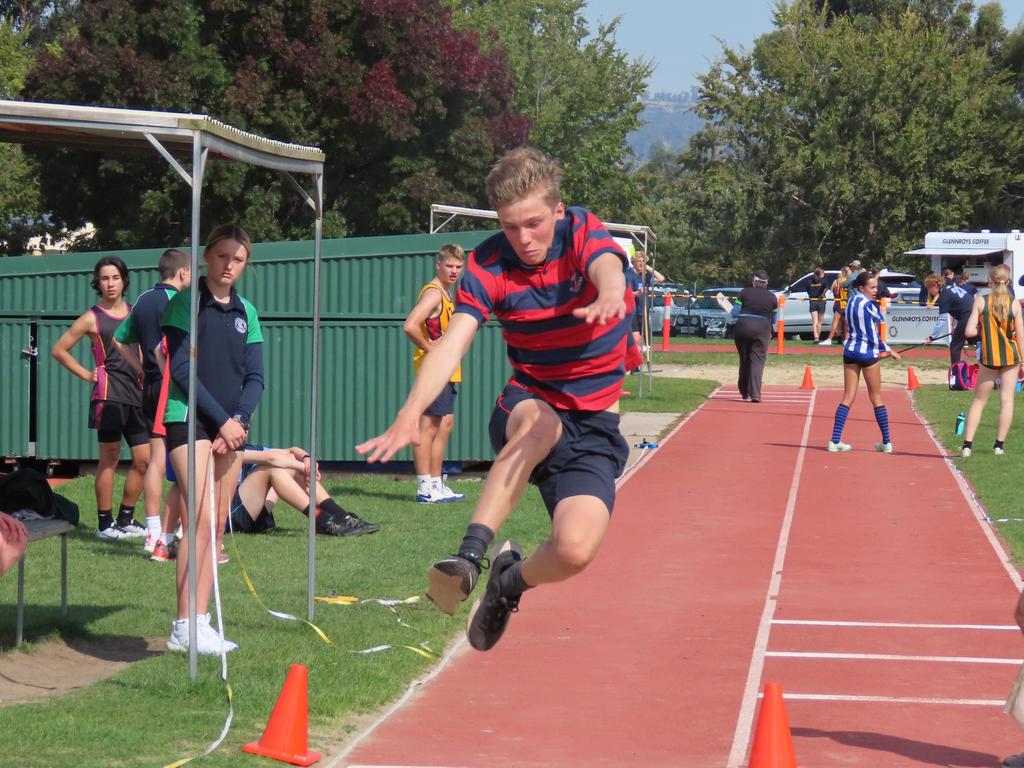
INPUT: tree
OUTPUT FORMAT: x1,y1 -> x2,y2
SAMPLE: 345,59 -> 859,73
18,0 -> 528,249
443,0 -> 651,222
661,1 -> 1022,283
0,14 -> 55,255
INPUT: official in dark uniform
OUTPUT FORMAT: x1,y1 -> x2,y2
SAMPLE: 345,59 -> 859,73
730,270 -> 778,403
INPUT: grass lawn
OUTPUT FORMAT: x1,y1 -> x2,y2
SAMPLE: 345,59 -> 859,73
0,375 -> 717,767
619,376 -> 718,414
0,474 -> 554,767
913,384 -> 1024,562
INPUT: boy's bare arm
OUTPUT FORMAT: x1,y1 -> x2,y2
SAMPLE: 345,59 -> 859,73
403,287 -> 443,351
51,311 -> 98,382
573,252 -> 628,326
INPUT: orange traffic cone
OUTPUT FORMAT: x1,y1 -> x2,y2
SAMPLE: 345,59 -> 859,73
906,366 -> 921,391
799,367 -> 814,390
748,681 -> 798,768
243,664 -> 322,766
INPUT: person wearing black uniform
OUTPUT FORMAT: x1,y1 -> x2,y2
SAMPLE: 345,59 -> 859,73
52,256 -> 149,541
730,270 -> 778,403
114,249 -> 191,553
807,267 -> 828,342
162,224 -> 265,656
925,274 -> 976,365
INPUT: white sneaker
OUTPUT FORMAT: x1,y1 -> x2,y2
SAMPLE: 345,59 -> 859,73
994,447 -> 1005,456
416,486 -> 443,504
961,446 -> 972,458
818,339 -> 832,346
875,442 -> 893,453
439,483 -> 464,501
144,531 -> 159,553
827,441 -> 852,452
166,614 -> 238,655
96,524 -> 130,541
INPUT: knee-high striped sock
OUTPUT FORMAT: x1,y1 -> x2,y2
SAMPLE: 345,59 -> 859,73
874,405 -> 891,444
831,404 -> 850,444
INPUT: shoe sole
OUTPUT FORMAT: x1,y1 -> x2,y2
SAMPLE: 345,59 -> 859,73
426,561 -> 476,616
466,540 -> 522,651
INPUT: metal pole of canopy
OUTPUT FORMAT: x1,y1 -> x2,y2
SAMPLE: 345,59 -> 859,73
185,133 -> 207,680
308,172 -> 323,622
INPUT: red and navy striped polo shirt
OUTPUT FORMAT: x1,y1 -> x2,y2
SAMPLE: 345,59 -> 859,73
455,206 -> 639,411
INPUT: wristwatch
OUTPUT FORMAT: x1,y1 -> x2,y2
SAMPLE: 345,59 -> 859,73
230,413 -> 250,431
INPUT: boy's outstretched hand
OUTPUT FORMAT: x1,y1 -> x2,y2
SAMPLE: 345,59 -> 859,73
572,294 -> 627,326
356,411 -> 421,464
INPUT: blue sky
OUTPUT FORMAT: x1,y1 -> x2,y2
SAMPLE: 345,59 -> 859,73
582,0 -> 1024,94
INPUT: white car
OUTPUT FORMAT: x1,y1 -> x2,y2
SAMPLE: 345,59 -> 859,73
777,269 -> 919,338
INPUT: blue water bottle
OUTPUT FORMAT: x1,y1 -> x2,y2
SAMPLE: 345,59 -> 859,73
955,412 -> 965,436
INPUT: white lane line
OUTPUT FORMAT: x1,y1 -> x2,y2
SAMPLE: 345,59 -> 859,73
773,619 -> 1018,630
910,398 -> 1024,592
325,390 -> 718,768
726,389 -> 817,768
766,651 -> 1022,664
781,693 -> 1005,706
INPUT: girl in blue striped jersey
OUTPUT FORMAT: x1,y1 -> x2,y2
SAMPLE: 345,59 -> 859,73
827,271 -> 903,453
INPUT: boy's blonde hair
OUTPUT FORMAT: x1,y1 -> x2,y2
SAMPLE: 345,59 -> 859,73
485,147 -> 563,208
438,244 -> 465,262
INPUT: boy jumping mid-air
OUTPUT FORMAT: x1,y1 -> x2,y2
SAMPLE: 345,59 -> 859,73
358,147 -> 639,651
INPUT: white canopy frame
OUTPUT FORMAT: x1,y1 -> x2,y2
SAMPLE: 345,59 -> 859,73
429,203 -> 660,393
0,100 -> 326,680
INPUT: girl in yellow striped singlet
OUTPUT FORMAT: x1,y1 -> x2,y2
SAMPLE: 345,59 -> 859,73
960,265 -> 1024,457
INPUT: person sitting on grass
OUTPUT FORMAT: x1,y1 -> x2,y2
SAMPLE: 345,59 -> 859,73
226,445 -> 379,537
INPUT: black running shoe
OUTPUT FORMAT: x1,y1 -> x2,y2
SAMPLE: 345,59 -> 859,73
466,540 -> 523,651
426,554 -> 483,616
318,514 -> 380,537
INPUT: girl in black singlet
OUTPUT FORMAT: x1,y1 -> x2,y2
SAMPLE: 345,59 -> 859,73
52,257 -> 149,541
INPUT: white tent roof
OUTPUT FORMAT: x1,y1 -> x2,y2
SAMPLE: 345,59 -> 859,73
0,99 -> 324,173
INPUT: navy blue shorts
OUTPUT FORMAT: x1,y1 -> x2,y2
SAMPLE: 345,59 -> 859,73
843,354 -> 881,368
164,419 -> 220,452
424,382 -> 458,417
227,491 -> 275,534
488,383 -> 628,518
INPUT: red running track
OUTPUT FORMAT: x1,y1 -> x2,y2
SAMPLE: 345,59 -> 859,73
333,386 -> 1024,768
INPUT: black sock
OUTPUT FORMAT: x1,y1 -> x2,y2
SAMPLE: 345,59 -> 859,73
116,504 -> 136,526
497,560 -> 532,598
97,509 -> 113,530
457,523 -> 494,567
963,440 -> 973,450
995,440 -> 1005,450
317,498 -> 348,522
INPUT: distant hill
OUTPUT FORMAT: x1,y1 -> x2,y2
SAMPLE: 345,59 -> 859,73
628,89 -> 706,160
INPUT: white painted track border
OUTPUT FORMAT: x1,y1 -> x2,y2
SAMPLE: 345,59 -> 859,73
726,390 -> 817,768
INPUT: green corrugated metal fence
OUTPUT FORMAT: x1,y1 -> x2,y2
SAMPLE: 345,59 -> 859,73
0,321 -> 31,456
0,230 -> 510,462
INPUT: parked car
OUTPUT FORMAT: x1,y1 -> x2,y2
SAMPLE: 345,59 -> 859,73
671,287 -> 742,338
777,268 -> 919,338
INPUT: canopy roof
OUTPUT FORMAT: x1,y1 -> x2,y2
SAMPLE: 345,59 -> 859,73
904,247 -> 1005,258
0,99 -> 324,174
